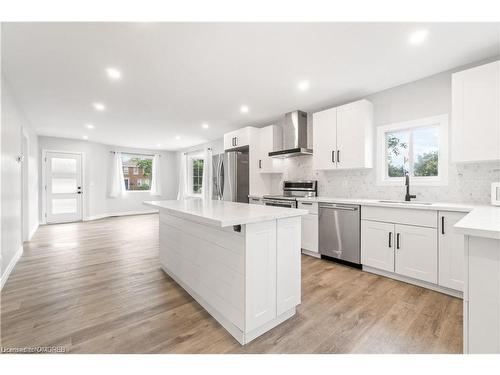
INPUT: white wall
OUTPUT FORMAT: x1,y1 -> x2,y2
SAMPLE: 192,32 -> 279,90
38,136 -> 178,221
269,58 -> 500,204
1,74 -> 39,288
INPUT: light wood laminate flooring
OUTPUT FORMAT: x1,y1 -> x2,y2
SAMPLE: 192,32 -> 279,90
1,214 -> 462,353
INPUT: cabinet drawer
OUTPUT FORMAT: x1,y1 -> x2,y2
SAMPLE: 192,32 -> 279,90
361,206 -> 437,228
298,201 -> 318,214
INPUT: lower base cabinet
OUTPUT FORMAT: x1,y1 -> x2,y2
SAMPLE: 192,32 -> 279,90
301,214 -> 318,254
361,220 -> 394,272
438,211 -> 467,291
361,219 -> 437,284
298,201 -> 319,256
394,224 -> 437,284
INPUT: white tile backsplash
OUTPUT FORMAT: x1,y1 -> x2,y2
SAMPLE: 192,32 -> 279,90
271,157 -> 500,204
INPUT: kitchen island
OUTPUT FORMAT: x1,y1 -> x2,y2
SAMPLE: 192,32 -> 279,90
144,199 -> 308,345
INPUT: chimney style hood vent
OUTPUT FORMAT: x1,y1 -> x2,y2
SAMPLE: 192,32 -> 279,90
268,110 -> 312,158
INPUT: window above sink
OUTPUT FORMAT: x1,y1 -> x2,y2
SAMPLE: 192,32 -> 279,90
376,114 -> 449,186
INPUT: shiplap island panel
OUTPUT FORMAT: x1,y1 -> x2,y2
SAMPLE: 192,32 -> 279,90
144,199 -> 307,345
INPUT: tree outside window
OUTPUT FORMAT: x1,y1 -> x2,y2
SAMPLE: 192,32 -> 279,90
121,154 -> 152,191
385,125 -> 439,179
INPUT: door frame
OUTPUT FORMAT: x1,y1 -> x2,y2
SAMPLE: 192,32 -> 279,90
41,149 -> 85,225
21,130 -> 30,241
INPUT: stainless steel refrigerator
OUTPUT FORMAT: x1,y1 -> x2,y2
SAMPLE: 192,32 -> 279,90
212,147 -> 249,203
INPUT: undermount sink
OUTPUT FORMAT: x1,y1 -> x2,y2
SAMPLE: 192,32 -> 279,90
377,200 -> 434,206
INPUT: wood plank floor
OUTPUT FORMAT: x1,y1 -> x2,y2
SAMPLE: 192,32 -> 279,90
1,214 -> 463,353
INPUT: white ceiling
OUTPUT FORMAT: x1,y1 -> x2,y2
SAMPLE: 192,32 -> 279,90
2,22 -> 499,150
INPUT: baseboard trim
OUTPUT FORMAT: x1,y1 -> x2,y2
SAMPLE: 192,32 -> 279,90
301,249 -> 321,258
1,245 -> 23,290
83,209 -> 158,221
28,223 -> 39,240
363,265 -> 463,299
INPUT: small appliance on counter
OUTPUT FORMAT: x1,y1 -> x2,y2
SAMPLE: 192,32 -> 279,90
492,182 -> 500,206
262,180 -> 317,208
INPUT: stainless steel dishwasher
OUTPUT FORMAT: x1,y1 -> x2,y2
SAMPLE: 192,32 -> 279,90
318,203 -> 361,265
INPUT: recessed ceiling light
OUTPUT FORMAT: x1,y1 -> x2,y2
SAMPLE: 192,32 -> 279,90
409,29 -> 429,45
240,105 -> 249,114
157,143 -> 162,147
82,135 -> 88,140
85,123 -> 95,129
106,67 -> 122,80
202,123 -> 209,129
92,102 -> 106,111
175,136 -> 181,140
298,80 -> 310,91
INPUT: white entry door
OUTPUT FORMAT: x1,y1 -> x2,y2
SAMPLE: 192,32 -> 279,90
45,151 -> 83,223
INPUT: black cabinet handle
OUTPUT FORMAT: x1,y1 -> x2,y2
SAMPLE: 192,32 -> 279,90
388,232 -> 392,248
396,233 -> 400,249
441,216 -> 445,235
259,160 -> 262,169
234,137 -> 237,146
337,150 -> 340,163
331,150 -> 335,163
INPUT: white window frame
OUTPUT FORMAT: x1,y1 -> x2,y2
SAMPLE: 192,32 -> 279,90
187,152 -> 204,197
376,114 -> 448,186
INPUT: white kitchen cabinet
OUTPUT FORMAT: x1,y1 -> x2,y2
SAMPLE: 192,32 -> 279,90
257,125 -> 283,173
438,211 -> 467,291
313,99 -> 373,170
452,60 -> 500,162
224,126 -> 272,197
245,220 -> 277,332
394,224 -> 438,284
465,236 -> 500,353
224,126 -> 255,150
276,217 -> 302,316
313,106 -> 337,170
298,201 -> 319,256
335,100 -> 374,169
361,220 -> 395,272
301,214 -> 318,254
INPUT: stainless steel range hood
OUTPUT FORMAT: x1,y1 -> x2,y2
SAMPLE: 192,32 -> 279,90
268,110 -> 312,158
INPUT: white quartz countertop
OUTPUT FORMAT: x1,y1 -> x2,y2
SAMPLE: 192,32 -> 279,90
294,196 -> 499,239
295,196 -> 480,212
144,199 -> 307,227
454,206 -> 500,240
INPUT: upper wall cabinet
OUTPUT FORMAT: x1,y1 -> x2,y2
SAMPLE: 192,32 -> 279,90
224,126 -> 255,150
451,60 -> 500,162
313,99 -> 373,170
257,125 -> 283,173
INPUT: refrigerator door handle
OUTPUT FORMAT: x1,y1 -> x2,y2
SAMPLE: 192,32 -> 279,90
218,156 -> 224,199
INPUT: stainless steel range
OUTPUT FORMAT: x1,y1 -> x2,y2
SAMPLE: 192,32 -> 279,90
262,181 -> 317,208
